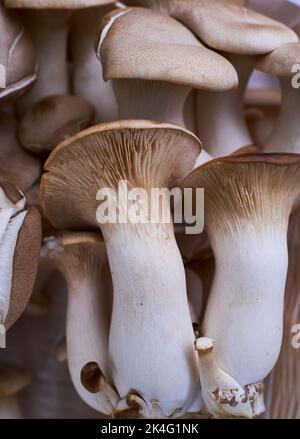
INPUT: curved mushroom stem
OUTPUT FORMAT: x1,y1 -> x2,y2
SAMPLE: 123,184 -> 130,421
70,7 -> 118,123
102,216 -> 201,417
44,237 -> 118,415
113,79 -> 190,126
17,10 -> 71,115
264,78 -> 300,153
196,54 -> 255,157
195,337 -> 253,418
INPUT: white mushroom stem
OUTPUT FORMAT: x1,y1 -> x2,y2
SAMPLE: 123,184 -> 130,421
17,11 -> 70,115
44,238 -> 118,415
195,337 -> 253,418
70,7 -> 118,123
196,54 -> 255,157
113,79 -> 190,126
264,78 -> 300,153
204,228 -> 288,390
102,217 -> 201,416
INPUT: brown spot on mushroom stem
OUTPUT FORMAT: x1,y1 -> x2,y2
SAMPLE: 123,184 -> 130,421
80,362 -> 106,393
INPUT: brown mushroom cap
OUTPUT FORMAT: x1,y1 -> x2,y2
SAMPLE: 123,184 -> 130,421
182,153 -> 300,237
40,120 -> 201,230
18,95 -> 95,153
256,42 -> 300,78
0,367 -> 31,397
98,7 -> 238,91
5,205 -> 42,329
164,0 -> 298,55
0,3 -> 36,106
4,0 -> 115,9
0,113 -> 40,191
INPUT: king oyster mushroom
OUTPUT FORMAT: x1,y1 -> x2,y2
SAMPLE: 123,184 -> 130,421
182,153 -> 300,418
97,7 -> 238,129
40,120 -> 202,418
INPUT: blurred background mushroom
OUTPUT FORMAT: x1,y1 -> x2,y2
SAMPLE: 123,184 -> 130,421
183,154 -> 300,418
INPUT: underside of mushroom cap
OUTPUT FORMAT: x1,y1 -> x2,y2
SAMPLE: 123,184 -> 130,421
0,3 -> 37,105
98,7 -> 238,91
182,153 -> 300,239
40,120 -> 201,230
0,113 -> 40,191
4,0 -> 115,9
0,367 -> 31,397
43,232 -> 106,281
18,95 -> 96,153
165,0 -> 298,55
257,42 -> 300,78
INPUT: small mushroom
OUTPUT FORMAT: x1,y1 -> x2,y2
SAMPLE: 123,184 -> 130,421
97,7 -> 238,126
0,367 -> 31,419
18,95 -> 95,153
182,153 -> 300,418
0,182 -> 42,330
0,112 -> 41,191
42,232 -> 117,414
40,120 -> 202,417
0,1 -> 37,106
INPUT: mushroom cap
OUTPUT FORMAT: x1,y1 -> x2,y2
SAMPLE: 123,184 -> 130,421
40,120 -> 201,230
18,95 -> 96,153
256,42 -> 300,78
0,3 -> 37,105
4,0 -> 115,9
0,367 -> 31,397
98,7 -> 238,91
0,113 -> 41,191
182,153 -> 300,237
166,0 -> 298,55
5,204 -> 42,329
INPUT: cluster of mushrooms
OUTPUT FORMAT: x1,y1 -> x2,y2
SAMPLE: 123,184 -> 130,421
1,0 -> 300,420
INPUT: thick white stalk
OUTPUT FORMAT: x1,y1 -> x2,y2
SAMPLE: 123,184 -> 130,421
264,78 -> 300,153
103,221 -> 201,416
17,11 -> 70,114
203,228 -> 288,387
113,79 -> 189,126
196,54 -> 254,157
65,275 -> 118,415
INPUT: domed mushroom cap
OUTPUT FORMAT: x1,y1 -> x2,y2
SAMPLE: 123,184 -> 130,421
0,113 -> 40,191
97,7 -> 238,91
165,0 -> 298,55
0,183 -> 42,329
0,367 -> 31,397
256,42 -> 300,78
18,95 -> 95,153
4,0 -> 115,9
0,3 -> 36,106
182,153 -> 300,236
41,120 -> 201,230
